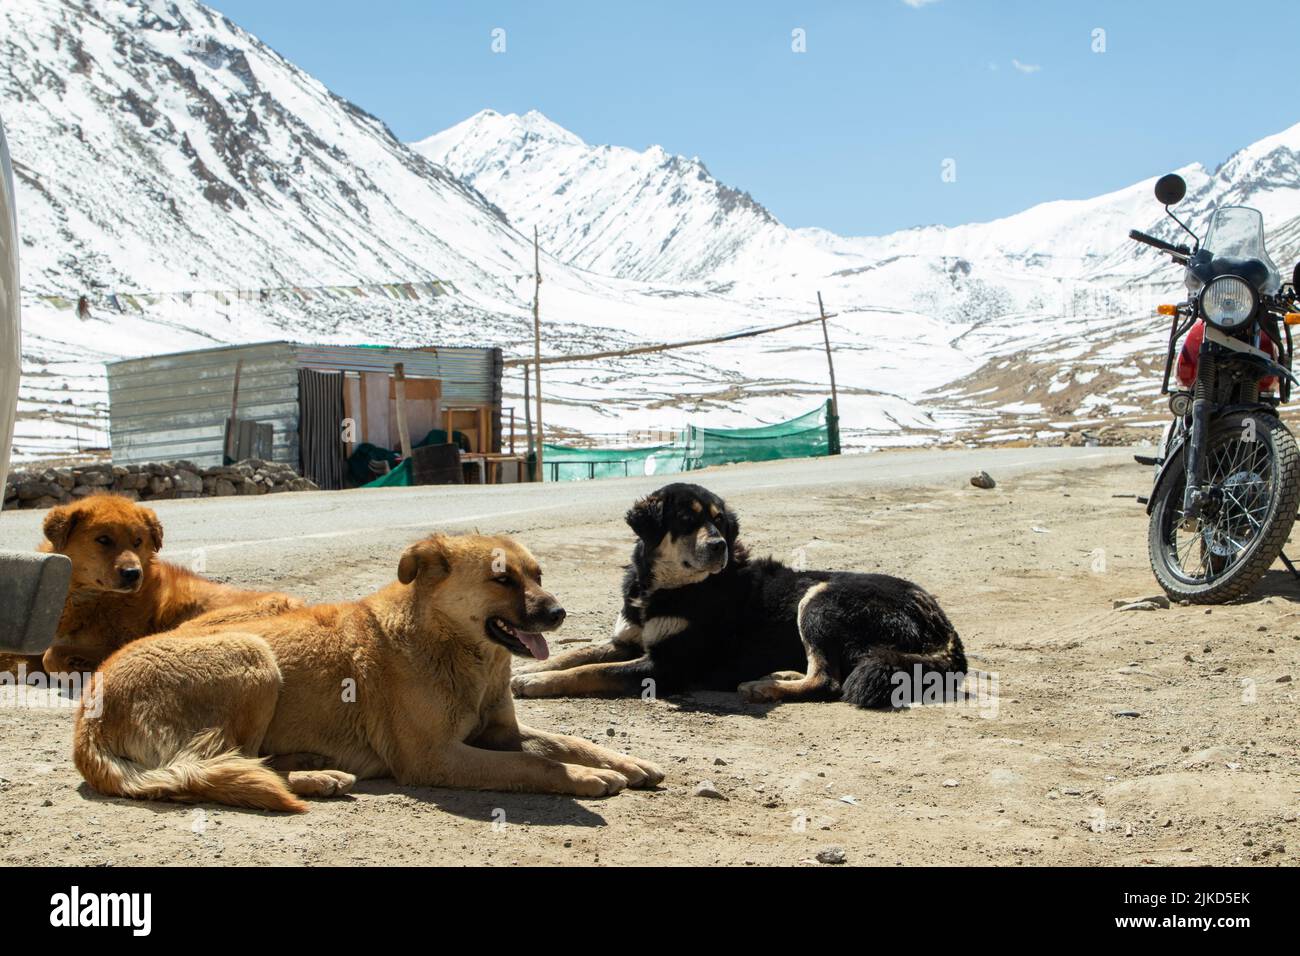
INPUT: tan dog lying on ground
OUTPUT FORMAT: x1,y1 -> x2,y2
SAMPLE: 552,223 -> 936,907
32,494 -> 300,675
73,533 -> 664,811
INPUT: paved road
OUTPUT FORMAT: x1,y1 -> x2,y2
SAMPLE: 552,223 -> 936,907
1,447 -> 1133,573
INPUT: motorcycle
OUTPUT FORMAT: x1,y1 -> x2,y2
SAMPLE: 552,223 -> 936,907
1132,173 -> 1300,603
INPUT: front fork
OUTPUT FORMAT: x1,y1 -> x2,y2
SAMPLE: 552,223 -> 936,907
1181,344 -> 1216,526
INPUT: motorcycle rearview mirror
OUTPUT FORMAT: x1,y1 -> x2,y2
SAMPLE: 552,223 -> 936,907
1154,173 -> 1186,206
1293,261 -> 1300,291
1154,172 -> 1198,250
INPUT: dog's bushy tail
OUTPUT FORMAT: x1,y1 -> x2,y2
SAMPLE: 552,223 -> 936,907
74,725 -> 306,813
840,592 -> 967,709
841,644 -> 967,709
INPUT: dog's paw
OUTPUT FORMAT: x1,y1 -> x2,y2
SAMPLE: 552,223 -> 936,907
287,770 -> 356,798
737,678 -> 781,703
567,767 -> 628,798
511,673 -> 550,698
610,756 -> 665,789
317,770 -> 356,795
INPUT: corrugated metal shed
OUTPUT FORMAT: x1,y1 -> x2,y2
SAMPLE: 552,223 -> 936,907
107,341 -> 503,468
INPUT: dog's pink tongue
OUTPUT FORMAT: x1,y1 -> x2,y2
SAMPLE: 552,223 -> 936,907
518,630 -> 550,661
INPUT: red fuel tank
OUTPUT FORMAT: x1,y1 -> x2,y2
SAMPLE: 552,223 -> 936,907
1176,320 -> 1278,392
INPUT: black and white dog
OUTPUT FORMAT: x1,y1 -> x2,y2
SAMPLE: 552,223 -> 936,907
512,482 -> 966,708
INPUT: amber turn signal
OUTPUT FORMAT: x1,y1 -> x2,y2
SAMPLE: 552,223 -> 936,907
1156,304 -> 1178,316
1286,313 -> 1300,326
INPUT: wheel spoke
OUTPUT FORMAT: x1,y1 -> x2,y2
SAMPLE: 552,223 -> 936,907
1175,523 -> 1202,575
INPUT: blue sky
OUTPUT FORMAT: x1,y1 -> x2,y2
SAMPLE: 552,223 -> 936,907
208,0 -> 1299,236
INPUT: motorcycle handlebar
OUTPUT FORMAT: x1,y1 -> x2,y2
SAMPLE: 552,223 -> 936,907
1129,229 -> 1190,256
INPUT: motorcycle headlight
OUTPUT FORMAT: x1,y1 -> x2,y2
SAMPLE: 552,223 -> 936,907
1200,275 -> 1257,330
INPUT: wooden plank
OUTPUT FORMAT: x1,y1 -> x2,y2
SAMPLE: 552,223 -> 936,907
393,362 -> 413,461
360,372 -> 389,449
342,373 -> 360,456
255,422 -> 273,460
224,358 -> 243,462
237,419 -> 256,460
387,377 -> 441,402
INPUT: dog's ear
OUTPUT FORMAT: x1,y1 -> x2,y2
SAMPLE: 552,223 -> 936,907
398,536 -> 451,585
721,506 -> 740,545
42,504 -> 79,551
140,506 -> 164,551
625,494 -> 664,541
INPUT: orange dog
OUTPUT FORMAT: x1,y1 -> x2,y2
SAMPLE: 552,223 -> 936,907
74,533 -> 663,811
36,494 -> 300,674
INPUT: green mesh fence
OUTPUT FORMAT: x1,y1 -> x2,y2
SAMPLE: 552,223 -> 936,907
687,401 -> 835,469
543,400 -> 838,481
542,442 -> 686,482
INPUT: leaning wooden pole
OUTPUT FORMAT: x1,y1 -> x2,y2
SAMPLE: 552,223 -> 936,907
393,362 -> 413,461
501,311 -> 836,367
817,292 -> 841,455
532,227 -> 545,481
522,361 -> 533,472
224,358 -> 243,463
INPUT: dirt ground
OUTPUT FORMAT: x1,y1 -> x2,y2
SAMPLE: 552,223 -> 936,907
2,460 -> 1298,867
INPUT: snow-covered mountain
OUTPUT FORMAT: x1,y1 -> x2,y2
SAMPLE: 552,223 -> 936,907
6,0 -> 1300,465
412,110 -> 829,285
421,109 -> 1300,307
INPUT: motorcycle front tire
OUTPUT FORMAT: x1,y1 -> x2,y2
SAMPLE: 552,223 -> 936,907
1147,412 -> 1300,604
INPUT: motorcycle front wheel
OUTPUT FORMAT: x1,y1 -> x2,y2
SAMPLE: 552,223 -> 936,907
1148,412 -> 1300,604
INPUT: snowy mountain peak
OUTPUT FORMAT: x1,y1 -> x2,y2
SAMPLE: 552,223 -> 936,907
412,109 -> 786,282
417,108 -> 588,159
517,109 -> 586,145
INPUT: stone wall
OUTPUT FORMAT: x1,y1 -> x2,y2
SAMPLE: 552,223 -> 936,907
3,459 -> 320,511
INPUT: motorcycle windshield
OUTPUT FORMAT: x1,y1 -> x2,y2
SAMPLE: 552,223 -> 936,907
1196,206 -> 1281,293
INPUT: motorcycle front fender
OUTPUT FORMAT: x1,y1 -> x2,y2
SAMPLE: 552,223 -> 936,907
1145,404 -> 1282,515
1146,428 -> 1186,516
